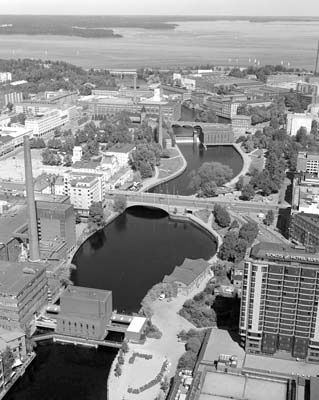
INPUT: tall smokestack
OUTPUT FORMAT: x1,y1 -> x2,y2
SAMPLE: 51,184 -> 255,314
315,40 -> 319,76
24,136 -> 40,261
158,104 -> 163,147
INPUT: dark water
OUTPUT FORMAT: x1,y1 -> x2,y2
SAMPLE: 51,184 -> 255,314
71,207 -> 217,313
152,143 -> 243,195
5,208 -> 216,400
5,343 -> 117,400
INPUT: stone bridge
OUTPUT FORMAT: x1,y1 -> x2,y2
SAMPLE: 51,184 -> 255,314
170,121 -> 234,145
104,190 -> 280,214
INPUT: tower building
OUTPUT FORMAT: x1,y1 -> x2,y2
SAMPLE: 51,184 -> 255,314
240,242 -> 319,362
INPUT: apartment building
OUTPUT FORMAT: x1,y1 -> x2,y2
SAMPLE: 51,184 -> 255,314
64,172 -> 103,216
0,261 -> 47,331
105,143 -> 135,167
240,242 -> 319,362
297,152 -> 319,176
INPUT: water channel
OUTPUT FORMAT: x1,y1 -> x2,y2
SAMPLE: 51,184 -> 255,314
5,143 -> 242,400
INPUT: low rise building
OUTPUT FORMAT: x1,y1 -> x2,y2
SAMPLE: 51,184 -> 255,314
105,143 -> 135,168
286,112 -> 313,136
56,286 -> 112,340
289,212 -> 319,249
0,328 -> 27,362
297,152 -> 319,176
0,126 -> 33,156
163,258 -> 210,295
231,115 -> 251,138
0,260 -> 47,331
266,74 -> 303,90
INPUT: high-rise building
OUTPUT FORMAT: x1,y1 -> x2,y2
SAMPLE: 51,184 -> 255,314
240,242 -> 319,362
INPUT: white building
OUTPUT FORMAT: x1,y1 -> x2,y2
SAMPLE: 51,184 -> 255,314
64,172 -> 103,216
72,146 -> 82,163
286,112 -> 313,136
105,143 -> 135,168
0,72 -> 12,83
0,126 -> 33,156
25,109 -> 68,138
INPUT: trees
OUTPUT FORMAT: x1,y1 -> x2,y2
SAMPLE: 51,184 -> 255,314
30,137 -> 46,149
1,347 -> 15,381
113,194 -> 127,213
218,231 -> 248,263
88,201 -> 105,229
41,148 -> 62,166
213,205 -> 231,228
241,184 -> 255,201
130,143 -> 162,179
188,162 -> 233,197
264,210 -> 275,226
239,222 -> 259,246
63,153 -> 72,167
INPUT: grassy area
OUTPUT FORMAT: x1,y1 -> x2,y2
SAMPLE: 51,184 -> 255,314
158,156 -> 184,180
194,209 -> 211,224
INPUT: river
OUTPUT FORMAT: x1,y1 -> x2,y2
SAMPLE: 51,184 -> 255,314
0,20 -> 318,69
152,143 -> 243,195
5,207 -> 217,400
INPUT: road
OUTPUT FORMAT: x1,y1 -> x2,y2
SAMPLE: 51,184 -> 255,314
104,190 -> 282,213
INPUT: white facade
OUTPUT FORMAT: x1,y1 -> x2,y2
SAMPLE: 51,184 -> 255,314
0,126 -> 33,156
64,172 -> 103,214
25,109 -> 68,137
105,146 -> 135,168
286,113 -> 313,136
72,146 -> 82,163
0,72 -> 12,83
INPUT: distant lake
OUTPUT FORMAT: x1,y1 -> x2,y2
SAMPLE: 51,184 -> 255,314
0,20 -> 318,69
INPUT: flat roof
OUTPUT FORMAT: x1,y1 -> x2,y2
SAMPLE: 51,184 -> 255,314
0,205 -> 27,244
163,258 -> 209,286
36,201 -> 73,212
0,260 -> 45,296
72,160 -> 100,169
61,285 -> 112,303
250,242 -> 319,265
127,316 -> 147,333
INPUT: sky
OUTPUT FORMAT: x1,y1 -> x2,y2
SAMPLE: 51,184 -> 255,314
2,0 -> 319,16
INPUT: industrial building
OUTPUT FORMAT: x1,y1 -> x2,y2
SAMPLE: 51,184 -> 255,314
0,125 -> 33,156
240,242 -> 319,362
0,260 -> 47,331
56,286 -> 112,340
25,109 -> 69,138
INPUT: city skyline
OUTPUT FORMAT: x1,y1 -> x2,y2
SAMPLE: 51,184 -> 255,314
2,0 -> 319,16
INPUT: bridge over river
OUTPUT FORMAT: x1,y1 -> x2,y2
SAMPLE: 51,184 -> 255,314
104,190 -> 280,214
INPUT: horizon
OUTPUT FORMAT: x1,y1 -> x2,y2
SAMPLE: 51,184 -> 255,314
1,13 -> 319,17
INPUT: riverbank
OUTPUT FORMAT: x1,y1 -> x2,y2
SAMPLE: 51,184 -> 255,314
107,209 -> 219,399
141,145 -> 187,192
226,143 -> 252,188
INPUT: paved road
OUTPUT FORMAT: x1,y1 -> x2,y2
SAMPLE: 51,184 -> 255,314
105,190 -> 282,213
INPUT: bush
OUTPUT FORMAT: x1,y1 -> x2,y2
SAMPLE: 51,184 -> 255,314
185,337 -> 202,353
239,222 -> 259,246
214,205 -> 231,228
113,194 -> 127,213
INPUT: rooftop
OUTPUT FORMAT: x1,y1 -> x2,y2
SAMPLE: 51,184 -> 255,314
0,260 -> 45,296
163,258 -> 209,286
250,242 -> 319,265
72,160 -> 100,170
0,205 -> 27,244
61,285 -> 112,303
36,200 -> 73,213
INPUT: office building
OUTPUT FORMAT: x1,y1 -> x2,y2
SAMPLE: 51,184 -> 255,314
240,242 -> 319,361
297,81 -> 319,99
56,286 -> 112,340
25,109 -> 69,137
206,95 -> 244,119
36,201 -> 76,254
286,113 -> 313,136
0,260 -> 47,331
0,126 -> 33,156
231,115 -> 252,138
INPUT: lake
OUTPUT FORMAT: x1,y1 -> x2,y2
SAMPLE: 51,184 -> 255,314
0,20 -> 318,69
